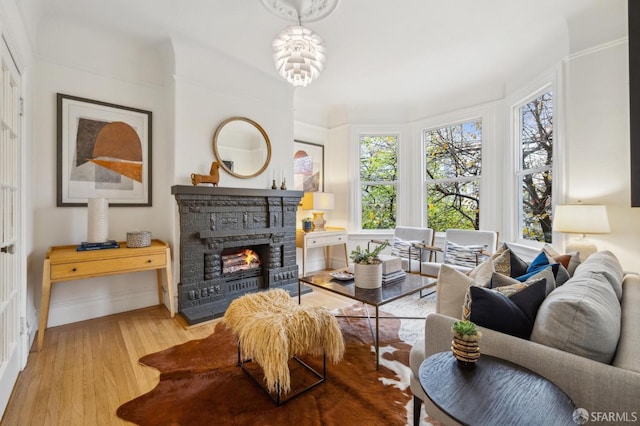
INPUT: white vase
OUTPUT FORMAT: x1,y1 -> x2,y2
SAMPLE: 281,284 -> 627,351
87,197 -> 109,243
354,262 -> 382,289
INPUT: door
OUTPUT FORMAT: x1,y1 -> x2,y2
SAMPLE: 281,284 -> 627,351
0,34 -> 22,416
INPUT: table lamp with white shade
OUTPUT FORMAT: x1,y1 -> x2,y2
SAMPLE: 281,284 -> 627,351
552,204 -> 610,261
301,192 -> 335,231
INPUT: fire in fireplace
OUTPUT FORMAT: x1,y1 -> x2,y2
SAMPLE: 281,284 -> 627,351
222,248 -> 262,275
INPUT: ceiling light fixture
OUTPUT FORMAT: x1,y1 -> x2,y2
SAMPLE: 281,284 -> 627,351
262,0 -> 338,87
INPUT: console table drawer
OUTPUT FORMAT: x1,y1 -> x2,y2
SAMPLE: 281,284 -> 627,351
306,234 -> 346,247
50,253 -> 166,280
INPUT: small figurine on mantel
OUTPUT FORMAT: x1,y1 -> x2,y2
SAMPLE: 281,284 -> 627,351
191,161 -> 220,186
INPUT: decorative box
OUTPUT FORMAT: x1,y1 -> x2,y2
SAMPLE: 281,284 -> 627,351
126,231 -> 152,248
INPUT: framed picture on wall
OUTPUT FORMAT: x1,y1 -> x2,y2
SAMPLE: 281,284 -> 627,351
293,140 -> 324,192
56,93 -> 152,207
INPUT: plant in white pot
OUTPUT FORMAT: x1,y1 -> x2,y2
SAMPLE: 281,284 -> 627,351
349,241 -> 389,289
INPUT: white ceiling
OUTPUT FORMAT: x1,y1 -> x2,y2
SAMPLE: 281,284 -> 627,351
24,0 -> 627,122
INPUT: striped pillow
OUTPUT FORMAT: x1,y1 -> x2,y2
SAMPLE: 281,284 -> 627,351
390,238 -> 422,261
444,241 -> 487,268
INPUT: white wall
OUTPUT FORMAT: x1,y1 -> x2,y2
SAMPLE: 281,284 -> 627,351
562,40 -> 639,272
31,17 -> 171,327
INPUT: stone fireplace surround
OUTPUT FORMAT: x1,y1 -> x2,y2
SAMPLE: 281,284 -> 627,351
171,185 -> 304,325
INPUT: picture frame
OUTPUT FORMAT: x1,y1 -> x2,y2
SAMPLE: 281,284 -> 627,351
293,140 -> 324,192
57,93 -> 152,207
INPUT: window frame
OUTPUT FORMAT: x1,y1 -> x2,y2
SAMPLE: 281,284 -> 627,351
505,68 -> 563,246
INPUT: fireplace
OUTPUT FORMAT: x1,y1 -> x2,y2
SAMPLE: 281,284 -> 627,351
171,186 -> 305,325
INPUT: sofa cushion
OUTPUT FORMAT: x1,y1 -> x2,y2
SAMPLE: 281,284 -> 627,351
463,278 -> 547,339
573,250 -> 623,301
530,271 -> 621,364
436,264 -> 488,318
613,274 -> 640,372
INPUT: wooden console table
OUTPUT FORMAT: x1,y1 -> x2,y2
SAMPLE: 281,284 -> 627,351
37,239 -> 175,351
296,227 -> 349,276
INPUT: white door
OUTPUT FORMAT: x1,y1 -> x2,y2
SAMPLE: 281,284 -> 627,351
0,35 -> 22,416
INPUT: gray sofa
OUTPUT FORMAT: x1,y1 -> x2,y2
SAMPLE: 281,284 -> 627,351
409,249 -> 640,425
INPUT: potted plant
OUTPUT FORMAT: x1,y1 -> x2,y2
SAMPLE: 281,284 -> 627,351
451,320 -> 482,367
301,217 -> 313,233
350,241 -> 389,289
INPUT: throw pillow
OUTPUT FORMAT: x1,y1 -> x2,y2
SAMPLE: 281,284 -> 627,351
436,264 -> 489,318
444,241 -> 488,268
467,256 -> 496,287
530,272 -> 621,364
462,278 -> 547,339
492,266 -> 556,296
390,238 -> 422,261
543,244 -> 581,276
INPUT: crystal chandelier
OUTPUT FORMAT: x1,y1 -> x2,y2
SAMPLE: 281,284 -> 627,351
262,0 -> 338,87
272,25 -> 325,87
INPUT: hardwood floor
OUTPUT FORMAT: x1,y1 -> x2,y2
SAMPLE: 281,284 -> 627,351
1,288 -> 351,425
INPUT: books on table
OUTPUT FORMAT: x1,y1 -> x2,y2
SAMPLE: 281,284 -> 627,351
76,240 -> 120,251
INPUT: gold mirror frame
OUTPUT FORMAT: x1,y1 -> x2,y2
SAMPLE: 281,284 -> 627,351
212,116 -> 272,179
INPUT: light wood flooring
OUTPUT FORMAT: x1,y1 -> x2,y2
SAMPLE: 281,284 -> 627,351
1,289 -> 351,426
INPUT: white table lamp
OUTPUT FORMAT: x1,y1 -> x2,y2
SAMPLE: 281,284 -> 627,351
301,192 -> 335,231
552,204 -> 610,260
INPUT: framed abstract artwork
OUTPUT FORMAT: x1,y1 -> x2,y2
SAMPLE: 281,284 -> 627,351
57,93 -> 152,207
293,140 -> 324,192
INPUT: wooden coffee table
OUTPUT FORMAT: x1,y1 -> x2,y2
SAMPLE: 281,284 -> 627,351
298,271 -> 436,369
418,351 -> 576,425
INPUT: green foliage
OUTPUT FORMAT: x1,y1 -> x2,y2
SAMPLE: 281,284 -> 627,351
452,320 -> 478,336
424,120 -> 482,232
350,241 -> 389,264
360,135 -> 398,230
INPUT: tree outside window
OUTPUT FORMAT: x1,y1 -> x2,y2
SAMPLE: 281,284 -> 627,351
360,135 -> 398,230
518,90 -> 553,242
424,119 -> 482,231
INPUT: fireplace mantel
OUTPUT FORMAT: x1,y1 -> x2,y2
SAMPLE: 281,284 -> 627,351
171,185 -> 304,324
171,185 -> 304,199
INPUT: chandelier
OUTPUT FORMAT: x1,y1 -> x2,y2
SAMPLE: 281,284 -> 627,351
262,0 -> 338,87
272,25 -> 325,87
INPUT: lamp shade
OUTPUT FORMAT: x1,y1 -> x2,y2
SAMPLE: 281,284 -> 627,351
552,205 -> 610,234
301,192 -> 334,210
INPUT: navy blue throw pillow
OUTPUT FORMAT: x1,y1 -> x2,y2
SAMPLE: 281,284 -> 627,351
467,278 -> 547,339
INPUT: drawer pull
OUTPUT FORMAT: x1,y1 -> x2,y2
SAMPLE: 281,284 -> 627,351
147,259 -> 152,263
72,268 -> 77,272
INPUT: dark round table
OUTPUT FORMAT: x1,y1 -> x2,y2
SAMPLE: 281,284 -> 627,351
419,351 -> 576,425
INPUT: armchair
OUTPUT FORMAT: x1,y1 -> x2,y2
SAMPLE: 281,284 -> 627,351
369,226 -> 435,274
419,229 -> 498,278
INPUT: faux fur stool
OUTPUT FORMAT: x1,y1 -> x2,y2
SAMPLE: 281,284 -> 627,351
223,289 -> 345,405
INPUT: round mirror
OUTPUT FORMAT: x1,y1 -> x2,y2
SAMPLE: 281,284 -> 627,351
212,117 -> 272,179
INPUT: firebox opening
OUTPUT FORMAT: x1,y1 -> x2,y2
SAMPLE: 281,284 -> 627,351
221,247 -> 262,275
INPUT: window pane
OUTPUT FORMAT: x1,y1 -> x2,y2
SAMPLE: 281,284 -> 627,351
361,184 -> 396,229
360,135 -> 398,181
425,120 -> 482,179
521,170 -> 552,242
521,91 -> 553,170
427,180 -> 479,231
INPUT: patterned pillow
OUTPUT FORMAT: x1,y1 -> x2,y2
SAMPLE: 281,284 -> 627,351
444,241 -> 488,268
462,278 -> 547,339
390,238 -> 422,261
543,244 -> 581,276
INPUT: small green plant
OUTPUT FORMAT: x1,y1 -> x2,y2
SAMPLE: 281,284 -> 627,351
452,320 -> 478,336
350,241 -> 389,264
